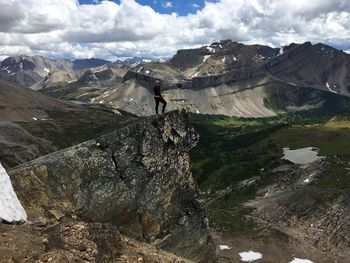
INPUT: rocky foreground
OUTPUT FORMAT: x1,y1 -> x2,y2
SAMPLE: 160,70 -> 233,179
5,110 -> 218,262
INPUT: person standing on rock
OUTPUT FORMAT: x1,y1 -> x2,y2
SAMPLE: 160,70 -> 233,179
153,79 -> 167,115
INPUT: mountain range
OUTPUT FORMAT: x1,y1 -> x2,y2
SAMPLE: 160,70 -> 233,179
2,40 -> 348,118
109,40 -> 350,117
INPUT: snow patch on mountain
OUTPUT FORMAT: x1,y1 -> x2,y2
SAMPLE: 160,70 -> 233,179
203,55 -> 211,62
326,82 -> 338,93
289,258 -> 314,263
0,163 -> 27,223
239,251 -> 263,261
91,73 -> 98,80
219,245 -> 230,250
192,71 -> 200,77
206,46 -> 215,53
278,47 -> 284,55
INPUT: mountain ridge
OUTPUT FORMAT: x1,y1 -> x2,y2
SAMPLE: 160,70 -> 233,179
2,40 -> 350,118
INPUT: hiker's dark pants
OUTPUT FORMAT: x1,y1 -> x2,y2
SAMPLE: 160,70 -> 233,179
154,96 -> 167,114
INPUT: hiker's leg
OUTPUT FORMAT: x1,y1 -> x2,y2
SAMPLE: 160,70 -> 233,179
160,97 -> 167,113
155,99 -> 160,115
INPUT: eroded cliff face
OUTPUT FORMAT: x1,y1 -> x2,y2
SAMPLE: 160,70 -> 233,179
9,110 -> 218,262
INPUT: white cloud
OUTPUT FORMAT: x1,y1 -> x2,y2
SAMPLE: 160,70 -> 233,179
0,0 -> 349,60
162,1 -> 173,8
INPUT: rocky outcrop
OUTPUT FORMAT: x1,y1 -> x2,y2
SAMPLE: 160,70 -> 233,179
9,110 -> 219,262
0,218 -> 194,262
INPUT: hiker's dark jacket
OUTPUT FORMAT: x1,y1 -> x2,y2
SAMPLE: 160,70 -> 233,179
154,84 -> 161,97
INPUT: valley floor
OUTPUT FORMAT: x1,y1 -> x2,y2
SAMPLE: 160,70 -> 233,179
190,111 -> 350,263
213,230 -> 329,263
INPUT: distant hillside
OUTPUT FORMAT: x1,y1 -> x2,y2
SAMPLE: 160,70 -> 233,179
0,80 -> 130,168
0,55 -> 110,87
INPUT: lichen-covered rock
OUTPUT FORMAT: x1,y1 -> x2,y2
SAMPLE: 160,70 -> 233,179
9,110 -> 218,262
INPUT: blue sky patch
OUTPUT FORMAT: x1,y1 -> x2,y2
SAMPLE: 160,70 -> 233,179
78,0 -> 205,16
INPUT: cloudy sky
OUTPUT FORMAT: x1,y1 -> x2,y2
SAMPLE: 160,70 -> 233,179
0,0 -> 349,61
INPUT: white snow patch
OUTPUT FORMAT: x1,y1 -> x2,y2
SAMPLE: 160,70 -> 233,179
222,57 -> 226,63
326,82 -> 338,93
10,72 -> 15,75
99,100 -> 104,104
279,47 -> 284,55
0,163 -> 27,222
32,117 -> 38,121
109,102 -> 112,104
137,66 -> 143,73
288,82 -> 298,86
196,109 -> 200,114
19,62 -> 23,71
192,71 -> 200,77
239,251 -> 263,262
207,46 -> 215,53
303,172 -> 317,184
219,245 -> 230,250
145,70 -> 150,74
142,59 -> 152,63
219,44 -> 223,48
129,98 -> 134,102
233,56 -> 238,61
289,258 -> 314,263
44,67 -> 50,74
203,55 -> 211,62
282,147 -> 323,165
93,67 -> 107,73
2,66 -> 8,70
92,73 -> 98,80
